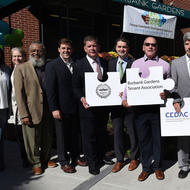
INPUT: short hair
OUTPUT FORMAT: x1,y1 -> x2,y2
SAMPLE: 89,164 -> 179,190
58,38 -> 72,48
83,35 -> 99,46
115,37 -> 130,48
29,41 -> 45,51
11,47 -> 27,62
183,32 -> 190,43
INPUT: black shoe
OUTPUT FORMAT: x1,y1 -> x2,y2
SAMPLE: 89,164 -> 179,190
89,168 -> 100,175
103,158 -> 114,165
178,170 -> 189,179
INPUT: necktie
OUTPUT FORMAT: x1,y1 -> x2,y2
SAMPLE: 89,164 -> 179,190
94,61 -> 102,80
67,63 -> 73,74
119,61 -> 123,81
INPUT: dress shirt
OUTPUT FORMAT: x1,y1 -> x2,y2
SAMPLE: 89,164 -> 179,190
116,57 -> 128,72
86,55 -> 103,73
122,55 -> 170,101
60,55 -> 73,73
185,54 -> 190,77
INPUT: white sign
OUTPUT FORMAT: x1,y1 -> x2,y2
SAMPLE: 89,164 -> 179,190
85,72 -> 125,107
126,66 -> 174,106
123,5 -> 177,39
160,98 -> 190,136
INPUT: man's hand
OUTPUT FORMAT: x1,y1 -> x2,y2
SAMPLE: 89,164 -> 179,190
81,97 -> 89,109
122,100 -> 130,108
119,92 -> 123,98
21,117 -> 31,125
160,92 -> 166,100
173,102 -> 181,113
52,110 -> 62,120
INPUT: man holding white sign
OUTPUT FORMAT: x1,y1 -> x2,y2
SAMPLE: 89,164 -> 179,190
73,35 -> 113,175
122,36 -> 170,181
108,37 -> 139,173
171,32 -> 190,179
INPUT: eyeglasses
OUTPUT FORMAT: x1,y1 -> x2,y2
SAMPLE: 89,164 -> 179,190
144,43 -> 157,47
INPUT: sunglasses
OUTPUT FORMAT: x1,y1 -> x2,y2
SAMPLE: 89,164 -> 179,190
144,43 -> 157,47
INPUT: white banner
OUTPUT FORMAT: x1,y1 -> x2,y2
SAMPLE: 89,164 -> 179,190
123,5 -> 177,39
160,98 -> 190,136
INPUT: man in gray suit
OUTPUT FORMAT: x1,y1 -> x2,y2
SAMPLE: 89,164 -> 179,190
171,32 -> 190,179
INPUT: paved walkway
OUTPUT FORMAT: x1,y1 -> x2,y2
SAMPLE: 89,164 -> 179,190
0,140 -> 190,190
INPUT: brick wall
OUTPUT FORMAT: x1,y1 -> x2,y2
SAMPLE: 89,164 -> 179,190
3,7 -> 40,68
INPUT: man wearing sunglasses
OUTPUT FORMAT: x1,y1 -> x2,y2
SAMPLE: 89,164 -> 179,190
122,36 -> 170,181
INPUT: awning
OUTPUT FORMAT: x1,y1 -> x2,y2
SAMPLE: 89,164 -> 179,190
0,0 -> 30,19
113,0 -> 190,19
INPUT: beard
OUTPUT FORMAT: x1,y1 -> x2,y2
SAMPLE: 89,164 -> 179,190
29,56 -> 45,67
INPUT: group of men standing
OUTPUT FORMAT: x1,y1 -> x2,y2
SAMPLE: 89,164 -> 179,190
12,32 -> 190,181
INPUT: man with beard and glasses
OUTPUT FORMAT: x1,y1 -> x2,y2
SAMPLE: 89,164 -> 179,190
14,42 -> 56,175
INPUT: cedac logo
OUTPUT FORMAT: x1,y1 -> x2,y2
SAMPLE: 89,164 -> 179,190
142,11 -> 166,27
165,112 -> 189,118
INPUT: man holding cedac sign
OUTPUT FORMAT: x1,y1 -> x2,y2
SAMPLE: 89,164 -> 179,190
122,37 -> 170,181
170,32 -> 190,179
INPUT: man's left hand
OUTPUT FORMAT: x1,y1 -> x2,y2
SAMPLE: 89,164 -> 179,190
160,92 -> 166,100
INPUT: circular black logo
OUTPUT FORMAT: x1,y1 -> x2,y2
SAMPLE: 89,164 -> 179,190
96,84 -> 111,99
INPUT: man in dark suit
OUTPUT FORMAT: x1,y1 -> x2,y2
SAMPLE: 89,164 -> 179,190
109,37 -> 139,173
45,38 -> 86,173
72,35 -> 113,175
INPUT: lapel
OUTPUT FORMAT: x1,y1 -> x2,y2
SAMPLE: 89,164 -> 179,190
121,57 -> 134,82
110,58 -> 118,72
28,61 -> 42,89
58,57 -> 72,74
83,57 -> 94,72
181,55 -> 190,80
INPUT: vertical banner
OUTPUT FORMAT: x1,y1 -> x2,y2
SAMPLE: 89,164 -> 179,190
123,5 -> 177,39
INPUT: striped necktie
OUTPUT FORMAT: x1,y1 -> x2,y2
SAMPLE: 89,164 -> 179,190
94,61 -> 102,80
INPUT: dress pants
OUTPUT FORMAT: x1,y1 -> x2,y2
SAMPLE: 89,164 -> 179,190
15,125 -> 28,165
22,112 -> 53,168
80,116 -> 107,171
54,113 -> 79,166
0,109 -> 8,169
135,110 -> 162,172
178,136 -> 190,171
111,107 -> 139,162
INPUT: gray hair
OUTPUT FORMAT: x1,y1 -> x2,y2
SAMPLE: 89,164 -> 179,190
183,32 -> 190,43
29,41 -> 45,51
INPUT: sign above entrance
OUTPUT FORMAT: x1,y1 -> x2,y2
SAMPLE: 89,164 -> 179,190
123,5 -> 177,39
113,0 -> 190,19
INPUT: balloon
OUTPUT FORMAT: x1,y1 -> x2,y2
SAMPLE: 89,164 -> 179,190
0,33 -> 5,45
0,21 -> 11,35
12,29 -> 24,39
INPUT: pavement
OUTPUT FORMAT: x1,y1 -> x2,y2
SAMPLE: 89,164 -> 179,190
0,140 -> 190,190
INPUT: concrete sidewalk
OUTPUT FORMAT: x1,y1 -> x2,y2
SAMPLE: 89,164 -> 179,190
0,140 -> 189,190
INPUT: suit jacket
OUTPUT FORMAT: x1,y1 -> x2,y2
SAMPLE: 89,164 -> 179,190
171,55 -> 190,101
108,57 -> 134,118
45,57 -> 76,114
14,61 -> 43,124
108,57 -> 134,83
72,56 -> 108,118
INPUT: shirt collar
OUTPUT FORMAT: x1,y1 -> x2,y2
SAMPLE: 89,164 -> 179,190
86,55 -> 100,65
118,56 -> 128,64
185,54 -> 190,63
60,54 -> 73,64
144,54 -> 159,62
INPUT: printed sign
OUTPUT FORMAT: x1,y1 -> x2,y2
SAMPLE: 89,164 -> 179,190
123,5 -> 177,39
160,98 -> 190,136
126,66 -> 174,106
85,72 -> 125,107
